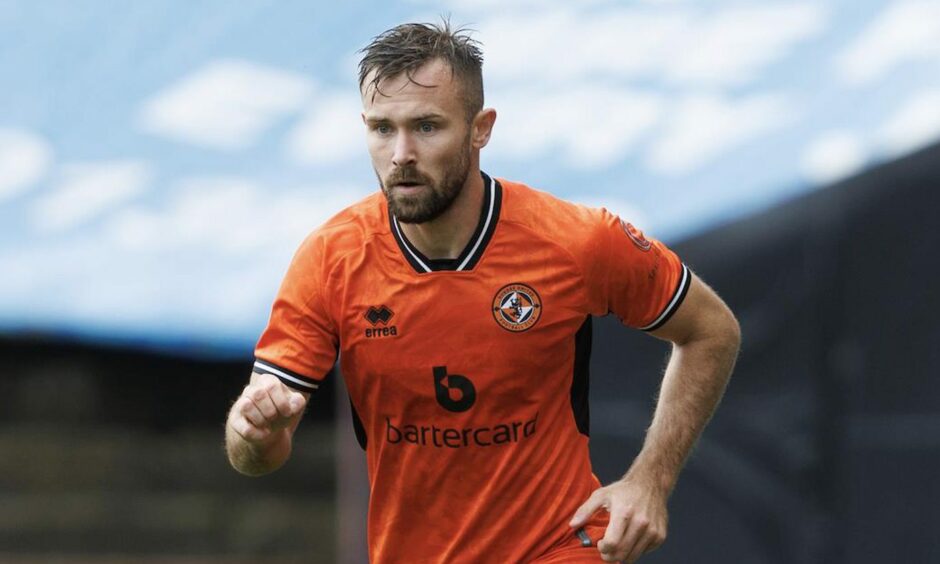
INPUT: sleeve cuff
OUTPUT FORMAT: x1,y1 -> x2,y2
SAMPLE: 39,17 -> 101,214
253,358 -> 321,393
638,263 -> 691,332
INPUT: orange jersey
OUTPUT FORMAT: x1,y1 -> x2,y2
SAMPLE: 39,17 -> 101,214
254,173 -> 689,563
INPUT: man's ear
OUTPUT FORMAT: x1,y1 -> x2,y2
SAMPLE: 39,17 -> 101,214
471,108 -> 497,149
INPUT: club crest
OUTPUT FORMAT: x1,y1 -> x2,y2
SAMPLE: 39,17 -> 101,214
492,283 -> 542,332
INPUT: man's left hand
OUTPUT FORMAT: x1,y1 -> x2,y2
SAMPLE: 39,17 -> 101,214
568,477 -> 668,563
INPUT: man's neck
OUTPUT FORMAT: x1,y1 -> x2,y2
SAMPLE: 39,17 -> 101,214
398,169 -> 485,260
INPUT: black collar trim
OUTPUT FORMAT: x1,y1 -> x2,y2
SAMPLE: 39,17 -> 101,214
389,172 -> 502,273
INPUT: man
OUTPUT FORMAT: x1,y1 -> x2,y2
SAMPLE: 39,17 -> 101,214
225,21 -> 740,564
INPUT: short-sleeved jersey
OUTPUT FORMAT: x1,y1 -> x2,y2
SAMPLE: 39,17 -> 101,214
254,173 -> 689,563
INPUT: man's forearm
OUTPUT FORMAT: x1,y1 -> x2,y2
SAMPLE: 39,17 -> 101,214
627,326 -> 740,492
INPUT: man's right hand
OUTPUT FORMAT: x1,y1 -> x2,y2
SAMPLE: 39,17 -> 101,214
228,372 -> 308,445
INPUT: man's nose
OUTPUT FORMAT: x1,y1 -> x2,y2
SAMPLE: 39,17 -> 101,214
391,132 -> 417,167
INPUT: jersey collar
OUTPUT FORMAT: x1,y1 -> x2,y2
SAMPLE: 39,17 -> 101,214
389,171 -> 502,273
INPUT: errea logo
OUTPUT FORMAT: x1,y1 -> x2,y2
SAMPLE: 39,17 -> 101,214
364,305 -> 398,338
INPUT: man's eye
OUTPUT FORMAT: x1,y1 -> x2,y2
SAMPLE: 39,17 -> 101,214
419,122 -> 435,133
376,124 -> 391,135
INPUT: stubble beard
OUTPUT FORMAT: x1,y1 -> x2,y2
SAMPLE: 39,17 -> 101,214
379,139 -> 472,224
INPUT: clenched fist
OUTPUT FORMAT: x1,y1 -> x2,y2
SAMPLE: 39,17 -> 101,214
230,371 -> 308,441
225,371 -> 309,475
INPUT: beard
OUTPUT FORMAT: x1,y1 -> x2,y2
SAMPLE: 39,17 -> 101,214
378,140 -> 472,224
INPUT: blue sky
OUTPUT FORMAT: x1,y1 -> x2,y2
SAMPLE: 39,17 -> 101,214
1,0 -> 939,356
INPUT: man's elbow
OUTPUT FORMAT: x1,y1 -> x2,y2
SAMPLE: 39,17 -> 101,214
724,308 -> 742,352
714,305 -> 742,368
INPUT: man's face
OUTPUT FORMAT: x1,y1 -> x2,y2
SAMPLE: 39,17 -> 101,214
361,59 -> 474,224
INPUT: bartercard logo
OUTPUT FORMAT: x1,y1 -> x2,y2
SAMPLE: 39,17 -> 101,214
433,366 -> 476,412
383,366 -> 539,448
386,412 -> 539,448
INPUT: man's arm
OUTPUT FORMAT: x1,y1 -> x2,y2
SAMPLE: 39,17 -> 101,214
570,271 -> 741,563
225,371 -> 310,476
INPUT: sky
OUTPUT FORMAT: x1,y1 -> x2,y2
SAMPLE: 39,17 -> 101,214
1,0 -> 939,356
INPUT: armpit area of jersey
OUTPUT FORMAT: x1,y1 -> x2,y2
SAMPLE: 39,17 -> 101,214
252,358 -> 321,393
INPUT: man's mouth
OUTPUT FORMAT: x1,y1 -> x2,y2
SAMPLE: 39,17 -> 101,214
392,181 -> 425,191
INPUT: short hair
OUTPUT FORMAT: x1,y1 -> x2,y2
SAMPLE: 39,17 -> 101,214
358,20 -> 484,120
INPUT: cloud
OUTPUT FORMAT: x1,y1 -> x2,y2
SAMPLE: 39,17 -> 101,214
0,129 -> 53,202
0,235 -> 272,336
0,240 -> 98,316
487,86 -> 663,169
419,0 -> 609,9
479,9 -> 685,84
286,91 -> 365,165
800,130 -> 868,185
138,59 -> 315,150
31,161 -> 151,232
664,4 -> 825,86
878,88 -> 940,158
836,1 -> 940,86
472,4 -> 824,87
389,3 -> 822,175
104,176 -> 370,256
1,177 -> 375,337
645,94 -> 794,175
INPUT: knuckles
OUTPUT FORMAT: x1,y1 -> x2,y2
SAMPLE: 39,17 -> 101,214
249,386 -> 270,403
237,419 -> 270,442
234,396 -> 254,414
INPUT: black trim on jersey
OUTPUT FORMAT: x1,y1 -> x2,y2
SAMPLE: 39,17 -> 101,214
388,171 -> 502,273
349,399 -> 368,450
640,263 -> 692,332
426,257 -> 460,270
253,358 -> 321,393
570,316 -> 593,437
459,173 -> 502,271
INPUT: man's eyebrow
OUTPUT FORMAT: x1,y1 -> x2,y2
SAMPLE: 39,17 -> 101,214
364,113 -> 446,124
412,113 -> 445,121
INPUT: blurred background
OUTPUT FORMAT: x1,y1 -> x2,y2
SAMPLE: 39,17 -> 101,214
1,0 -> 938,562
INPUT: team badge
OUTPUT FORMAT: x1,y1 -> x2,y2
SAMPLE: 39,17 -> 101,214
492,283 -> 542,332
620,219 -> 652,252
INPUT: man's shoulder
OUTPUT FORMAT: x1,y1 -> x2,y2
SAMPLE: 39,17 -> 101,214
293,191 -> 387,264
498,178 -> 608,241
310,191 -> 387,244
